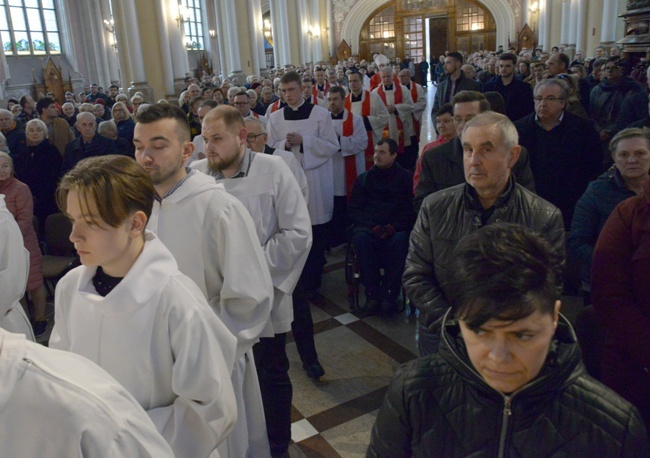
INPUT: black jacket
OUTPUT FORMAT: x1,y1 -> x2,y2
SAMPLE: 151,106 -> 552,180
404,181 -> 565,330
515,110 -> 602,229
61,134 -> 117,176
590,76 -> 644,133
483,76 -> 535,122
348,163 -> 416,234
368,312 -> 649,457
432,71 -> 482,117
14,140 -> 62,221
413,137 -> 536,212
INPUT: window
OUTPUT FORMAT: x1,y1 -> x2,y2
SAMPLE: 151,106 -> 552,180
368,6 -> 394,40
456,0 -> 485,32
403,16 -> 424,62
181,0 -> 203,50
0,0 -> 61,55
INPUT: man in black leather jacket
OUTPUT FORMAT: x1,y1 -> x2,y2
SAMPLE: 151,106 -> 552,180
370,224 -> 649,457
404,112 -> 564,356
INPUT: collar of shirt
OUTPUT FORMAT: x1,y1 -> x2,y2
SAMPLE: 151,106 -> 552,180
211,148 -> 254,180
384,85 -> 394,91
157,167 -> 195,202
331,111 -> 344,120
351,92 -> 363,102
534,111 -> 565,130
289,99 -> 306,111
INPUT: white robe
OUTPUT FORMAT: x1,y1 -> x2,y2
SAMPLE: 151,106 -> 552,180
192,153 -> 312,334
0,195 -> 34,341
405,82 -> 427,125
331,110 -> 367,196
269,147 -> 309,202
148,171 -> 274,458
372,84 -> 416,147
347,90 -> 389,147
188,135 -> 206,166
50,233 -> 237,458
267,102 -> 340,225
0,329 -> 174,457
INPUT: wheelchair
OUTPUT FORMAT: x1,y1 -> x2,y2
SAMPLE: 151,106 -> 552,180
344,231 -> 408,313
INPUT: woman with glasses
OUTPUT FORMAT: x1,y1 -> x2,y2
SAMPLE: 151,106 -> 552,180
111,102 -> 135,146
590,57 -> 644,144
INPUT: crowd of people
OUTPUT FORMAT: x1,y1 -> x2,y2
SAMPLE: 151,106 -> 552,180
0,41 -> 649,456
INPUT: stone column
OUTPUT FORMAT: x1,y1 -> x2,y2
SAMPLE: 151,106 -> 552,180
116,0 -> 152,100
99,0 -> 120,85
213,0 -> 228,78
575,0 -> 588,54
247,0 -> 268,77
152,0 -> 175,96
537,0 -> 547,50
272,0 -> 291,67
601,0 -> 618,45
560,0 -> 571,46
222,0 -> 242,78
310,0 -> 323,63
566,0 -> 578,55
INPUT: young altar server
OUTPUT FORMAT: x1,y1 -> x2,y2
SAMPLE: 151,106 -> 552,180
49,155 -> 237,458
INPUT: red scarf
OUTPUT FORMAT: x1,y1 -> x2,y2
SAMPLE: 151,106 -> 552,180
312,81 -> 331,98
341,110 -> 358,197
377,84 -> 405,153
270,100 -> 282,113
345,90 -> 374,169
408,83 -> 420,138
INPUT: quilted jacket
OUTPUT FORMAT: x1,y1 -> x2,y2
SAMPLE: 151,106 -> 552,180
367,312 -> 649,457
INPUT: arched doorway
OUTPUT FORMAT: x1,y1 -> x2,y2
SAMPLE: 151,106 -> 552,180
358,0 -> 497,62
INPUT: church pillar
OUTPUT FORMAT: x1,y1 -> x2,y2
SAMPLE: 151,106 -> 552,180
115,0 -> 153,100
271,0 -> 292,67
152,0 -> 175,97
575,0 -> 588,53
600,0 -> 618,45
537,0 -> 549,51
212,0 -> 228,79
566,0 -> 578,56
310,0 -> 323,63
560,0 -> 571,47
326,0 -> 334,63
99,0 -> 120,85
247,0 -> 268,77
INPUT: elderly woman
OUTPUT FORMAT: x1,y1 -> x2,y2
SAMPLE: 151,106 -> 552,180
130,94 -> 144,115
61,102 -> 78,129
115,93 -> 133,113
569,127 -> 650,299
112,101 -> 135,143
13,119 -> 62,232
0,152 -> 48,336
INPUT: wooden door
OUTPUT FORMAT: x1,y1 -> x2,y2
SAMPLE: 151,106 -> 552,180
429,16 -> 448,60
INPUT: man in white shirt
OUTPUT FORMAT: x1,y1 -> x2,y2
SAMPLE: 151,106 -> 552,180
134,103 -> 274,458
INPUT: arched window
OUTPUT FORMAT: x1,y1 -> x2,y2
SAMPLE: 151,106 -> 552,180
362,5 -> 396,61
181,0 -> 204,50
0,0 -> 62,56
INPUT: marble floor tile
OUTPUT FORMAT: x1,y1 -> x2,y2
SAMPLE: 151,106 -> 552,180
321,410 -> 380,458
291,419 -> 319,443
334,312 -> 359,326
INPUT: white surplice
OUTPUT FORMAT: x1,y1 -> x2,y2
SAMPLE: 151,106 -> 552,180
346,90 -> 389,147
268,147 -> 309,202
192,152 -> 312,334
372,84 -> 416,147
50,232 -> 237,458
0,329 -> 174,457
148,171 -> 274,458
0,195 -> 34,341
331,110 -> 367,196
405,81 -> 427,126
267,102 -> 340,225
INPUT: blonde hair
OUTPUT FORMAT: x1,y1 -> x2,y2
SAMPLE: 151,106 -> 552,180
112,101 -> 132,120
57,155 -> 154,228
26,119 -> 49,138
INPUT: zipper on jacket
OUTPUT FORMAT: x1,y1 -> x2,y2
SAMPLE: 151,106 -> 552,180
497,395 -> 512,458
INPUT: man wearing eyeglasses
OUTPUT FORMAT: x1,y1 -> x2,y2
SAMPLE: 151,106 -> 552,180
515,79 -> 601,230
233,91 -> 268,125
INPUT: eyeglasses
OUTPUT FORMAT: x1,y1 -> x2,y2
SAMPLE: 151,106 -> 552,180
233,102 -> 249,106
534,96 -> 565,103
246,133 -> 265,142
604,66 -> 620,71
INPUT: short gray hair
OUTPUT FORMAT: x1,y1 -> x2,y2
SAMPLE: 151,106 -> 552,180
463,111 -> 519,151
534,78 -> 570,100
26,118 -> 48,138
97,120 -> 117,137
244,116 -> 266,134
0,150 -> 12,169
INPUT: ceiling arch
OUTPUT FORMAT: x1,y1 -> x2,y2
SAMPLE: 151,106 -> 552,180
340,0 -> 516,54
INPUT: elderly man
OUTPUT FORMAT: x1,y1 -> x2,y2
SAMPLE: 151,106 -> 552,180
432,52 -> 481,119
97,120 -> 132,157
327,85 -> 367,247
61,112 -> 116,175
35,97 -> 74,156
134,103 -> 273,458
345,71 -> 389,170
478,56 -> 498,83
398,68 -> 426,142
233,91 -> 267,123
192,105 -> 311,458
414,91 -> 535,211
404,112 -> 565,356
372,224 -> 649,456
349,138 -> 416,312
515,79 -> 601,229
484,53 -> 535,122
0,109 -> 26,159
372,66 -> 416,169
545,52 -> 570,77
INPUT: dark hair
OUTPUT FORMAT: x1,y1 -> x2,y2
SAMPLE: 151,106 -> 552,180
36,97 -> 55,114
446,224 -> 562,330
19,95 -> 31,108
199,99 -> 219,110
376,137 -> 398,155
328,86 -> 346,98
280,71 -> 302,86
135,103 -> 191,142
447,52 -> 463,65
483,91 -> 506,115
451,90 -> 491,113
556,53 -> 570,69
499,52 -> 517,65
437,103 -> 454,117
109,84 -> 119,90
234,91 -> 249,99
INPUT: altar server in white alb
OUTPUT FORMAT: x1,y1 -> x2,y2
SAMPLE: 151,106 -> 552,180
0,194 -> 34,341
345,70 -> 389,170
327,85 -> 368,247
0,327 -> 174,457
372,65 -> 416,169
398,68 -> 427,142
49,156 -> 237,458
193,105 -> 312,457
133,104 -> 273,458
267,71 -> 339,379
